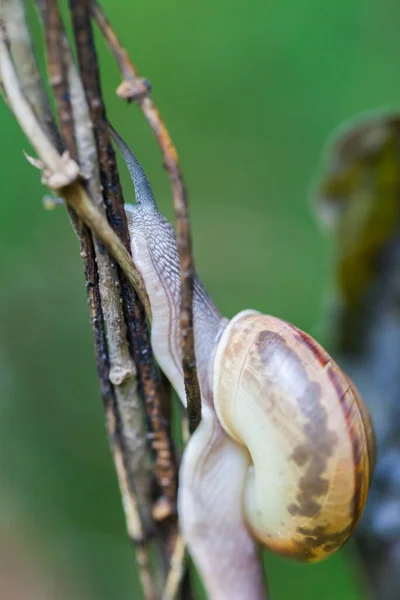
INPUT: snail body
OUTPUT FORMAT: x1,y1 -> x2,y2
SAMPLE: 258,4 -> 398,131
111,128 -> 375,599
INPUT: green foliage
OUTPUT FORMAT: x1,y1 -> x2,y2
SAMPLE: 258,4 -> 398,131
1,0 -> 399,597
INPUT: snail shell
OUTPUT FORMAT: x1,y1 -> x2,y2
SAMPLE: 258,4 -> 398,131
213,310 -> 375,562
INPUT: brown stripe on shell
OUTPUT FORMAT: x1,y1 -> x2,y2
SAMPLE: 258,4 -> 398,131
292,326 -> 327,367
352,386 -> 376,479
257,330 -> 337,520
296,522 -> 354,558
256,522 -> 354,562
293,326 -> 368,535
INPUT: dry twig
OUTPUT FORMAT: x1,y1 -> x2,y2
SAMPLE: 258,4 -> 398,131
2,0 -> 158,597
69,0 -> 178,526
91,0 -> 202,435
90,4 -> 203,596
38,2 -> 159,594
3,0 -> 62,150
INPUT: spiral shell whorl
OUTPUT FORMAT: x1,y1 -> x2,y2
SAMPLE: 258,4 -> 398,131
213,310 -> 373,562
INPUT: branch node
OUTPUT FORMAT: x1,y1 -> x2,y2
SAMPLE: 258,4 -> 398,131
117,77 -> 151,101
152,496 -> 175,522
24,149 -> 81,189
109,363 -> 136,386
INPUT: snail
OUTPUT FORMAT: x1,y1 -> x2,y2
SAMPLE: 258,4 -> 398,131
110,127 -> 375,600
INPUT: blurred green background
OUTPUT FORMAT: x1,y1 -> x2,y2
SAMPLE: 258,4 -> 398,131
1,0 -> 399,598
